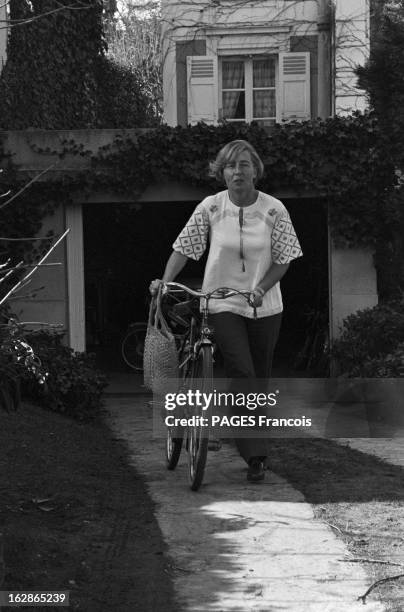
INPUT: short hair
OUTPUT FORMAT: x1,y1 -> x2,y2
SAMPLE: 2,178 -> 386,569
209,139 -> 265,183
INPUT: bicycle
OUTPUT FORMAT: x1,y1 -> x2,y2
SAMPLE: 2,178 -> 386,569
159,282 -> 257,491
121,322 -> 148,371
121,315 -> 187,371
121,280 -> 204,371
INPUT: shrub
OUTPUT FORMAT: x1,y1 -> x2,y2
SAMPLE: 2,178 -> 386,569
357,343 -> 404,377
0,349 -> 21,413
23,331 -> 108,420
332,301 -> 404,376
0,315 -> 26,412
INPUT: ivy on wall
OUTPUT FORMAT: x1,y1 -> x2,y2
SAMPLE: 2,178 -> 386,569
0,0 -> 157,129
0,113 -> 398,261
88,114 -> 397,249
0,0 -> 104,129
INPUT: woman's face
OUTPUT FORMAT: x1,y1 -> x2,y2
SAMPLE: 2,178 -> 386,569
222,150 -> 257,192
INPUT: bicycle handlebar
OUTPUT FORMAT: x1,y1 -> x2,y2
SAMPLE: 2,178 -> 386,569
162,282 -> 257,318
163,281 -> 253,301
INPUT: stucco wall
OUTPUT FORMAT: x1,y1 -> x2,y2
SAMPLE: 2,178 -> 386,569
0,4 -> 6,71
329,246 -> 378,342
9,207 -> 68,334
162,0 -> 370,124
334,0 -> 369,114
162,0 -> 319,126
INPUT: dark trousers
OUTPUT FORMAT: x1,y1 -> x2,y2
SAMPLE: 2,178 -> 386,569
210,312 -> 282,464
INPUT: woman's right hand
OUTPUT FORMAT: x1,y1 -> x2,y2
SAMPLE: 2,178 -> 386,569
149,279 -> 163,296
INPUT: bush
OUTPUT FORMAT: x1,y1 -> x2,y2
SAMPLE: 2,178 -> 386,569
0,349 -> 21,413
332,301 -> 404,376
356,343 -> 404,377
23,331 -> 108,420
0,316 -> 25,412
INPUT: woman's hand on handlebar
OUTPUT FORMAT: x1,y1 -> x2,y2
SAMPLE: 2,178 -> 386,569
251,287 -> 265,308
149,279 -> 163,296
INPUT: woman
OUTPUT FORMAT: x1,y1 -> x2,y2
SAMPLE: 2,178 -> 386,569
150,139 -> 302,482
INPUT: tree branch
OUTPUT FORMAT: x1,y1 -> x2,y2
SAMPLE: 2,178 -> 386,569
0,1 -> 92,30
0,230 -> 69,305
0,164 -> 58,211
358,573 -> 404,604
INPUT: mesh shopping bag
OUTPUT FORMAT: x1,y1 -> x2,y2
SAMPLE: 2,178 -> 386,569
143,287 -> 179,394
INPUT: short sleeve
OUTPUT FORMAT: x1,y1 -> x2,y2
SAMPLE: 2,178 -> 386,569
172,204 -> 209,261
271,210 -> 303,264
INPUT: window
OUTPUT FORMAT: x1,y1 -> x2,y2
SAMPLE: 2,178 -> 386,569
186,53 -> 310,126
221,57 -> 277,126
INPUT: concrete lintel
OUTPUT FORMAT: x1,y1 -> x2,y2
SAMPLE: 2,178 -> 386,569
0,128 -> 150,171
79,185 -> 320,204
78,182 -> 212,204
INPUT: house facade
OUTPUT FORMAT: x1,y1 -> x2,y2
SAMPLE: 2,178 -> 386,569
0,0 -> 378,369
162,0 -> 369,126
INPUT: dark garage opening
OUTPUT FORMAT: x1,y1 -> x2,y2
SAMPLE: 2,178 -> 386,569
83,199 -> 328,376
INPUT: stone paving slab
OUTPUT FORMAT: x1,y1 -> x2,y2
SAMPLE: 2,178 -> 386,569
106,396 -> 385,612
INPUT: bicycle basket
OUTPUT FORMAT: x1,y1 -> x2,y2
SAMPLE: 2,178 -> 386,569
143,288 -> 179,394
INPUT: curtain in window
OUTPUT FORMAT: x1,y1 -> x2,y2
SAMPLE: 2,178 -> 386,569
222,61 -> 245,119
253,59 -> 276,119
253,91 -> 276,118
253,59 -> 275,88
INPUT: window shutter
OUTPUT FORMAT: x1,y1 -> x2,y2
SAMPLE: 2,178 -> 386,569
187,56 -> 218,125
279,52 -> 310,121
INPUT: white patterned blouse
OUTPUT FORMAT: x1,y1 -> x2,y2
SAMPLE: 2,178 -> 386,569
172,190 -> 303,318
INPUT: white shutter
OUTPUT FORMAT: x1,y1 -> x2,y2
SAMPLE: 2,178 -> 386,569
279,52 -> 310,121
187,56 -> 218,125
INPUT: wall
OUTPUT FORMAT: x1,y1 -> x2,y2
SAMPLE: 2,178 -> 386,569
9,207 -> 68,333
162,0 -> 319,126
162,0 -> 371,123
329,246 -> 378,343
0,3 -> 6,71
331,0 -> 376,341
334,0 -> 369,114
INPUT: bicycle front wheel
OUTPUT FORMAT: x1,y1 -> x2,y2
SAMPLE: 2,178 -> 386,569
121,323 -> 148,370
166,427 -> 183,470
188,344 -> 213,491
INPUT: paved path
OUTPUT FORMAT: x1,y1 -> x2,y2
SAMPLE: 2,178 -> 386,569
104,395 -> 388,612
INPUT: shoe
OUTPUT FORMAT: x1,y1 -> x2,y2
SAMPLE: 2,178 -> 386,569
247,458 -> 265,482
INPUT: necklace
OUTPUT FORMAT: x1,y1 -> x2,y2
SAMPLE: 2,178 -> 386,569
238,207 -> 245,272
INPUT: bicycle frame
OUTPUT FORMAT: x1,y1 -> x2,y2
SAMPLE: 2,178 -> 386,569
160,282 -> 257,490
163,281 -> 257,364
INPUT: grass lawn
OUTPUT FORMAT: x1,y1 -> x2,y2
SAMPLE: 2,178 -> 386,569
0,402 -> 178,612
267,437 -> 404,611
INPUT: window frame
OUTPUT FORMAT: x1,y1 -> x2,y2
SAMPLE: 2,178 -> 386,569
218,54 -> 280,125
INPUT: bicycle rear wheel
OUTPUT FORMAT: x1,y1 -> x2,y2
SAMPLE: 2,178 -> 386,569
121,323 -> 148,370
188,344 -> 213,491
